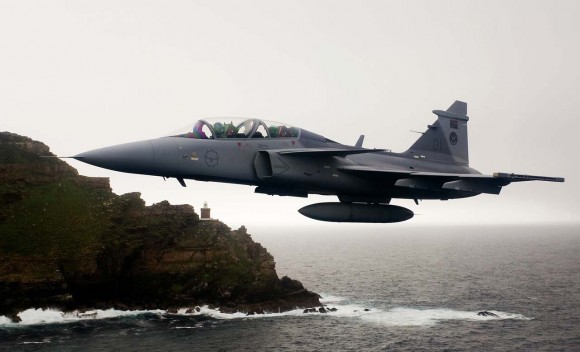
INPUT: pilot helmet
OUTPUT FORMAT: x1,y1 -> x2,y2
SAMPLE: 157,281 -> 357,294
225,123 -> 237,137
213,122 -> 225,137
268,125 -> 279,137
289,127 -> 299,137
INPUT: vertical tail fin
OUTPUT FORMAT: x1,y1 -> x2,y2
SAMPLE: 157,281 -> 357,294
406,100 -> 469,165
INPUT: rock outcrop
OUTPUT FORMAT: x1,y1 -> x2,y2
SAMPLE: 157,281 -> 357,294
0,132 -> 320,317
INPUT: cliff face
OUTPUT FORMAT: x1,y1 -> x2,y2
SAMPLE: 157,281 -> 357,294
0,132 -> 319,316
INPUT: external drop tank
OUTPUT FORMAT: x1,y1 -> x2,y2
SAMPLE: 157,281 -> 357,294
298,203 -> 414,223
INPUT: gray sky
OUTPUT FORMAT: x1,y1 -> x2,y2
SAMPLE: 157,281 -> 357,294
1,0 -> 578,229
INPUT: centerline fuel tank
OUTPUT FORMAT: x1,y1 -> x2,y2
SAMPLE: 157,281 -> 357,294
298,203 -> 414,223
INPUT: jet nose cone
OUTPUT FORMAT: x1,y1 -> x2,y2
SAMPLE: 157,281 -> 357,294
74,140 -> 157,175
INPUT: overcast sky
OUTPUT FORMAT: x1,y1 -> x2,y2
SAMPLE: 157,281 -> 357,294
1,0 -> 578,229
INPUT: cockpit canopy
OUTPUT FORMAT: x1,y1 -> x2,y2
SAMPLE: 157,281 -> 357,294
174,118 -> 301,139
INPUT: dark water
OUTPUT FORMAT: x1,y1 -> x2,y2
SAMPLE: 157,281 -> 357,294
2,225 -> 579,351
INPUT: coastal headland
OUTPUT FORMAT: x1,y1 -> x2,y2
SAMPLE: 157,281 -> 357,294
0,132 -> 320,321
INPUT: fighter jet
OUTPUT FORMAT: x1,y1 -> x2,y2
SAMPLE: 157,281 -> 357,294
74,101 -> 564,223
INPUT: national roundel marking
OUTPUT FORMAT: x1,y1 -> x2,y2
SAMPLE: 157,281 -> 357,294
449,132 -> 458,146
205,150 -> 219,167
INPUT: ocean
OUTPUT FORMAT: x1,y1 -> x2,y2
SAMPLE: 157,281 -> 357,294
1,224 -> 579,351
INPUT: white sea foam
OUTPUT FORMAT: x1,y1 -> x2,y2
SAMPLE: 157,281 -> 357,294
0,295 -> 532,328
0,308 -> 165,326
358,307 -> 532,326
318,297 -> 532,326
170,298 -> 531,327
195,306 -> 527,327
20,339 -> 51,345
174,305 -> 306,320
319,293 -> 348,304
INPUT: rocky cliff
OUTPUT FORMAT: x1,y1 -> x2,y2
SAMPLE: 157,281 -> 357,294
0,132 -> 319,317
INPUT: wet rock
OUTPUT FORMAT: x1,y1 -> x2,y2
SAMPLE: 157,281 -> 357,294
7,312 -> 21,323
219,307 -> 238,314
318,307 -> 327,313
94,302 -> 109,310
477,311 -> 499,317
114,303 -> 129,311
280,276 -> 304,291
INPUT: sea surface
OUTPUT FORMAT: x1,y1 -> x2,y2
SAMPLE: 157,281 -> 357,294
1,224 -> 579,351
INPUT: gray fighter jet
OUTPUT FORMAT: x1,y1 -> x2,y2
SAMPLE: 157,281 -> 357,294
74,101 -> 564,223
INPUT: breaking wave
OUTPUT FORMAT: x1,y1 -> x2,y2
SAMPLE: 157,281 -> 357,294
0,308 -> 165,326
0,294 -> 532,328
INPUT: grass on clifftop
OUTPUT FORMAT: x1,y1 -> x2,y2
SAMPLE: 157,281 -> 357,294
0,179 -> 111,256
